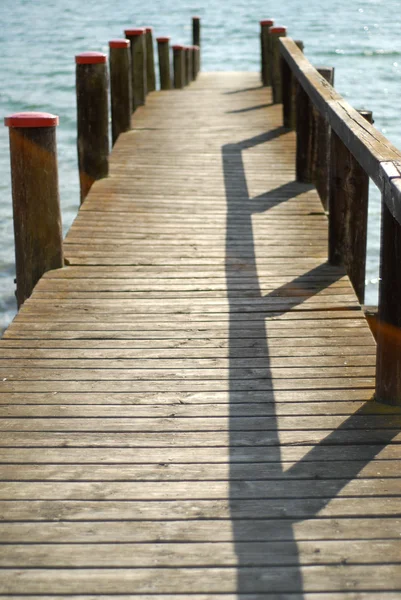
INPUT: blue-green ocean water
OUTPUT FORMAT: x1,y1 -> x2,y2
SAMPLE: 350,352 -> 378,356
0,0 -> 400,330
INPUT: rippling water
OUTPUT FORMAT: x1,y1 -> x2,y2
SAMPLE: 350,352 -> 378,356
0,0 -> 400,330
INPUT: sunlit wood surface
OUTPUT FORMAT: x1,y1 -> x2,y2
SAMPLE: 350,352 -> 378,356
1,72 -> 400,598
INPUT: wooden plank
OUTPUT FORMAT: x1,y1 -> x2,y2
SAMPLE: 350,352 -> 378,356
0,388 -> 375,404
0,414 -> 397,433
0,355 -> 376,368
1,540 -> 401,567
1,565 -> 401,595
0,443 -> 399,463
1,517 -> 401,543
0,428 -> 395,447
1,459 -> 401,480
0,366 -> 376,381
0,377 -> 375,392
3,478 -> 401,500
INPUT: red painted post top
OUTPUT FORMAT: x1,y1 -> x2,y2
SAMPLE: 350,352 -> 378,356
260,19 -> 274,26
269,26 -> 287,34
192,16 -> 200,20
5,112 -> 59,128
76,52 -> 107,64
125,28 -> 145,36
145,27 -> 153,33
109,39 -> 130,49
172,44 -> 184,50
157,37 -> 170,43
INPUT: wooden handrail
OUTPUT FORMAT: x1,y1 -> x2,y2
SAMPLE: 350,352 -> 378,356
279,36 -> 401,405
279,38 -> 401,191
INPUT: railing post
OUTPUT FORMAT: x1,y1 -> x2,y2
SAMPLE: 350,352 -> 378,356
313,67 -> 335,210
192,17 -> 201,47
4,112 -> 63,308
125,28 -> 147,110
376,175 -> 401,405
260,19 -> 274,86
145,27 -> 156,93
184,47 -> 192,85
328,110 -> 373,303
192,46 -> 200,80
157,37 -> 171,90
295,82 -> 312,183
281,40 -> 304,130
281,56 -> 292,127
109,40 -> 132,146
173,45 -> 185,89
75,52 -> 109,203
269,26 -> 287,104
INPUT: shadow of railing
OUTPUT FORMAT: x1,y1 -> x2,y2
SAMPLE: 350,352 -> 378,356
223,123 -> 399,596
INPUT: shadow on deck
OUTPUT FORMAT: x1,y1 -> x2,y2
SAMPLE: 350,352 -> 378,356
223,121 -> 398,595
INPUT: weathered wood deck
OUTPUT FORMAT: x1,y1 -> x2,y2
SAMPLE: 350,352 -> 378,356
1,72 -> 401,597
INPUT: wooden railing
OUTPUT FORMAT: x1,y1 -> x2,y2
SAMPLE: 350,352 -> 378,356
276,36 -> 401,406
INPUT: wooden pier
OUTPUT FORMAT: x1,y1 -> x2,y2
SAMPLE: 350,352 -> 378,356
2,25 -> 401,598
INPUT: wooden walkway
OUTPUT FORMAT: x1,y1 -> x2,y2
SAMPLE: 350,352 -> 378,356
1,72 -> 401,597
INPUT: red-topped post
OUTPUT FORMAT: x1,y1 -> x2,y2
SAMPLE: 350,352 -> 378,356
5,112 -> 63,307
75,52 -> 109,202
172,45 -> 185,89
145,27 -> 156,93
157,37 -> 171,90
269,25 -> 287,103
260,19 -> 274,86
109,40 -> 132,145
125,28 -> 147,110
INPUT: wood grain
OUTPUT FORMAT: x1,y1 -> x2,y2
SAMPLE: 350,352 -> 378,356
0,71 -> 394,597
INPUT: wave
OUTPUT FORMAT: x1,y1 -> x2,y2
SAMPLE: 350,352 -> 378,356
321,49 -> 401,57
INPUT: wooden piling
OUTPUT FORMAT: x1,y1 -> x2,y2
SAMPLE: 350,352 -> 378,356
376,181 -> 401,405
269,26 -> 287,104
4,112 -> 63,308
281,40 -> 304,130
192,16 -> 201,47
157,37 -> 171,90
125,28 -> 147,110
300,66 -> 335,189
184,47 -> 193,85
313,66 -> 335,210
145,27 -> 156,93
328,109 -> 373,303
109,39 -> 132,145
75,52 -> 109,203
295,82 -> 311,183
172,45 -> 185,89
260,19 -> 274,86
192,45 -> 200,79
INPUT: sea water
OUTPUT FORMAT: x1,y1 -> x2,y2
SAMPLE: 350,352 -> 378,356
0,0 -> 400,331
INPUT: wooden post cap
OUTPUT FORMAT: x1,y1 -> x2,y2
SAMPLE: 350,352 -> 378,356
125,28 -> 145,36
269,26 -> 287,34
109,39 -> 130,48
145,27 -> 153,33
157,37 -> 170,43
192,16 -> 200,20
172,44 -> 184,50
75,52 -> 107,64
5,112 -> 59,128
260,19 -> 274,26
